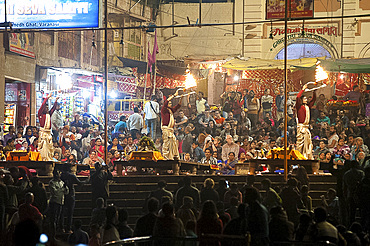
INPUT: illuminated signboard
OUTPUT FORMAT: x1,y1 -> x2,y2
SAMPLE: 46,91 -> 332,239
0,0 -> 100,29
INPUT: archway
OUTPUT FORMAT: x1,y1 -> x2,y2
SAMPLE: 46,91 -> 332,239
275,42 -> 332,60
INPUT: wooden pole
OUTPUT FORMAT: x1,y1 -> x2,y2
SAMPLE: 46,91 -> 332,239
283,0 -> 288,181
104,0 -> 109,165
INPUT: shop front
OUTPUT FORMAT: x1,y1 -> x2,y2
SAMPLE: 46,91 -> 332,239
4,79 -> 32,131
36,67 -> 103,126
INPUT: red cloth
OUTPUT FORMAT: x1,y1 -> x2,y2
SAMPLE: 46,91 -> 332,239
18,203 -> 42,223
296,89 -> 316,124
37,97 -> 57,128
161,99 -> 181,126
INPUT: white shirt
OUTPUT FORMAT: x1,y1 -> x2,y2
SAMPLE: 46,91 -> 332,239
127,113 -> 143,130
144,100 -> 159,120
196,98 -> 207,114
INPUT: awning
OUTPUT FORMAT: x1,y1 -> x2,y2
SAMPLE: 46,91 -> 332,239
222,57 -> 321,71
117,57 -> 147,74
318,58 -> 370,73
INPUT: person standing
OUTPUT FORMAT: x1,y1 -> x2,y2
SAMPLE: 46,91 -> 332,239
343,160 -> 364,225
127,107 -> 143,140
247,90 -> 260,128
196,91 -> 208,115
296,84 -> 316,159
51,102 -> 63,142
114,115 -> 127,134
276,87 -> 284,122
49,169 -> 69,237
144,95 -> 160,140
60,164 -> 88,233
260,88 -> 274,119
161,90 -> 184,161
38,94 -> 59,161
90,162 -> 113,206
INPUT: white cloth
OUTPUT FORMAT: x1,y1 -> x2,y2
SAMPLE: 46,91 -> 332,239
196,98 -> 207,114
296,105 -> 313,160
38,114 -> 55,161
161,109 -> 179,160
127,113 -> 143,130
161,126 -> 179,160
144,100 -> 159,120
51,110 -> 63,131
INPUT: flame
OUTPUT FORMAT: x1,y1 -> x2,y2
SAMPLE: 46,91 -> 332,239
184,72 -> 197,89
315,65 -> 328,82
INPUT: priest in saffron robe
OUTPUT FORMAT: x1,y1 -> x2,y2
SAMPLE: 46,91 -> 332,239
296,84 -> 316,159
38,94 -> 59,161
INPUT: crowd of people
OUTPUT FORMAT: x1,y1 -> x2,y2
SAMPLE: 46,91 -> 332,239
0,84 -> 369,245
1,167 -> 370,246
1,85 -> 369,174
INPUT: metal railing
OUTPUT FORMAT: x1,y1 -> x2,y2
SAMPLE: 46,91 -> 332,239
103,234 -> 338,246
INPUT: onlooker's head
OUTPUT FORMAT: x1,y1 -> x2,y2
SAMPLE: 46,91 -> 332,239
313,207 -> 327,223
183,176 -> 192,186
96,197 -> 105,208
200,200 -> 218,220
14,219 -> 40,246
134,107 -> 139,113
183,196 -> 193,208
203,178 -> 215,189
161,202 -> 174,217
261,178 -> 272,190
24,192 -> 34,205
73,219 -> 83,231
158,180 -> 167,189
244,186 -> 260,204
147,198 -> 159,213
287,178 -> 298,188
226,135 -> 233,144
106,205 -> 118,223
118,208 -> 129,223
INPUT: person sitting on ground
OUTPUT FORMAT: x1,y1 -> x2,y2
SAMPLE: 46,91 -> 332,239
200,148 -> 217,165
108,137 -> 124,152
192,141 -> 205,162
82,150 -> 104,167
67,219 -> 89,245
220,152 -> 237,175
117,208 -> 133,239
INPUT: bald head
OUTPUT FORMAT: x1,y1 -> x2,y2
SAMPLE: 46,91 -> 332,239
25,192 -> 34,204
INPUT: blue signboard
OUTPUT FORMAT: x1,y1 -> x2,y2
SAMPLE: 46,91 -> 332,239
0,0 -> 100,29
